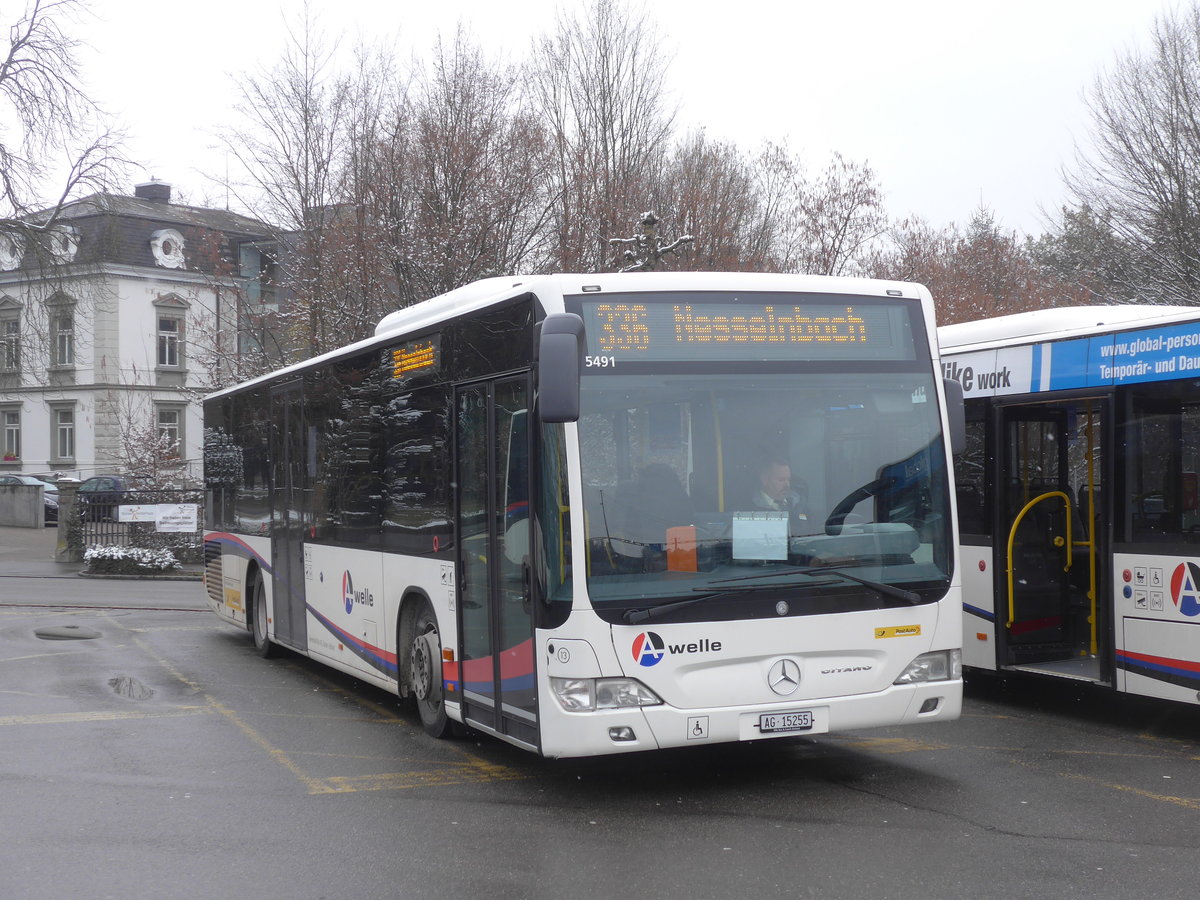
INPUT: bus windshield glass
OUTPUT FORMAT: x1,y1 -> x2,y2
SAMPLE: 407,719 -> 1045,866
568,291 -> 952,623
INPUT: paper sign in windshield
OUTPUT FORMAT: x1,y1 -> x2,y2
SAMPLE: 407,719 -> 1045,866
732,512 -> 788,560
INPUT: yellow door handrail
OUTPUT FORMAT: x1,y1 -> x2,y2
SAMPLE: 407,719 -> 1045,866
1006,491 -> 1073,629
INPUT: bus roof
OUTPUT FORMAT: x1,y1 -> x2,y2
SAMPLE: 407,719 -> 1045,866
938,304 -> 1199,354
372,271 -> 930,340
208,271 -> 931,402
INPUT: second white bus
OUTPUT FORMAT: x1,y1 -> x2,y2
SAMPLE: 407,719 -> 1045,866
942,304 -> 1200,705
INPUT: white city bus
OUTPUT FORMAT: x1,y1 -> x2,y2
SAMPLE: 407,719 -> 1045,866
203,272 -> 964,758
941,305 -> 1200,705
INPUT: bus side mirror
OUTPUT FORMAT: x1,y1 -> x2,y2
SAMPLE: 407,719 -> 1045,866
943,377 -> 966,454
538,313 -> 585,423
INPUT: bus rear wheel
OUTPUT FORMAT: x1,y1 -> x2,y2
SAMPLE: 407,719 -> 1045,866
251,576 -> 276,659
410,600 -> 450,738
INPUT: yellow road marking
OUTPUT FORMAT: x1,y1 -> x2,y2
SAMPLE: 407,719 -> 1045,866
0,649 -> 96,663
327,762 -> 528,792
1063,772 -> 1200,810
0,707 -> 210,726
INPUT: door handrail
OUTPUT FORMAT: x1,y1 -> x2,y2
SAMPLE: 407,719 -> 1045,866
1006,490 -> 1073,629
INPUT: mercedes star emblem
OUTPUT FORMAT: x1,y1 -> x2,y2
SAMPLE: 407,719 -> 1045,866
768,658 -> 801,696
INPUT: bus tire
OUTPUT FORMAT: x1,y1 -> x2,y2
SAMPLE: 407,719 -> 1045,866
251,575 -> 276,659
409,598 -> 450,738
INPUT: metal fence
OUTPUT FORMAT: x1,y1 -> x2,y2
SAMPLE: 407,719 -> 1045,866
70,488 -> 205,564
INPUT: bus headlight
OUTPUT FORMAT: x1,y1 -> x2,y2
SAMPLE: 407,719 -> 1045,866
550,677 -> 663,711
894,649 -> 962,684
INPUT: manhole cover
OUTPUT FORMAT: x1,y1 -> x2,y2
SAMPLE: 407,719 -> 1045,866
34,625 -> 102,641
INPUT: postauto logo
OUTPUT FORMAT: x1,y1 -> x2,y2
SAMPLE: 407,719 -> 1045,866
342,570 -> 375,615
1169,562 -> 1200,617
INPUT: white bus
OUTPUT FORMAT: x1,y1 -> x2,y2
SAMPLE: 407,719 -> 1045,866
941,305 -> 1200,705
203,272 -> 964,758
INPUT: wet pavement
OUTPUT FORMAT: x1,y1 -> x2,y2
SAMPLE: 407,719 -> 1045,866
2,523 -> 1198,898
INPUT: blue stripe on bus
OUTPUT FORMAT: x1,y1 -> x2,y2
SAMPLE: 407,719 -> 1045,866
962,603 -> 995,623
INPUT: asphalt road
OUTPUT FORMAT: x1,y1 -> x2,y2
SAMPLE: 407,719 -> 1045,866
1,532 -> 1197,899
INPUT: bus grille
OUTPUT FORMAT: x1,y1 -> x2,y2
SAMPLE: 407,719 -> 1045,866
204,541 -> 223,607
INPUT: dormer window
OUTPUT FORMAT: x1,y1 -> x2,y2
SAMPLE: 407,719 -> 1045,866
0,233 -> 23,271
151,228 -> 186,268
47,226 -> 79,263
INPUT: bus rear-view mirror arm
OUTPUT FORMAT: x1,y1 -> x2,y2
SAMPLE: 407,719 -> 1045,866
538,313 -> 585,423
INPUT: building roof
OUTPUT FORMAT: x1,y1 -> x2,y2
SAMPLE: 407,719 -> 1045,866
52,190 -> 272,236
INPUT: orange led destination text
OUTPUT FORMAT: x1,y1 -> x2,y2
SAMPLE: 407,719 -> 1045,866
590,303 -> 869,353
392,341 -> 436,378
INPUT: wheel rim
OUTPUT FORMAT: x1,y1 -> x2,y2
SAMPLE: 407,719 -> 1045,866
410,627 -> 438,703
255,583 -> 267,640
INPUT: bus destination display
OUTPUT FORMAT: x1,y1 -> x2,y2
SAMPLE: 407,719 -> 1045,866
576,296 -> 916,362
391,335 -> 439,380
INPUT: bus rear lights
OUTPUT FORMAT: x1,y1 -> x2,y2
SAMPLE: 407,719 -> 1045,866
608,726 -> 638,742
894,649 -> 962,685
549,677 -> 663,712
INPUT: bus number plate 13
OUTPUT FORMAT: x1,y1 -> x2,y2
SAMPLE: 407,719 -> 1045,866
758,711 -> 814,734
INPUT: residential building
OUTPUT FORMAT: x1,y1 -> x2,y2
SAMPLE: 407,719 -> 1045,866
0,182 -> 275,483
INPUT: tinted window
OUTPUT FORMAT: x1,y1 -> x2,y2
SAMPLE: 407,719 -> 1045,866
381,382 -> 451,555
308,356 -> 383,543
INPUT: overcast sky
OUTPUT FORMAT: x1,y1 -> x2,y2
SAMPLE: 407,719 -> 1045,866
80,0 -> 1171,235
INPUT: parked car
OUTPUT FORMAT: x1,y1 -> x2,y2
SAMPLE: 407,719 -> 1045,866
0,474 -> 59,525
77,475 -> 131,522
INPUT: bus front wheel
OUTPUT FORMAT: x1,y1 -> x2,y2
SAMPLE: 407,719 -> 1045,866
409,600 -> 450,738
251,576 -> 276,659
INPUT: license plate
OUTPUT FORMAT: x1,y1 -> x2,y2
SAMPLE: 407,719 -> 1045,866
758,710 -> 814,733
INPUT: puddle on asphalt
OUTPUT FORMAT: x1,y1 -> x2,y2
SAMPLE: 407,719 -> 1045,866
108,676 -> 155,701
34,625 -> 102,641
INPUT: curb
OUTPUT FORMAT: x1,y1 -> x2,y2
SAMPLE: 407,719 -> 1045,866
77,571 -> 203,582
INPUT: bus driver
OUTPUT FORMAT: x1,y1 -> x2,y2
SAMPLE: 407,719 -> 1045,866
753,459 -> 808,522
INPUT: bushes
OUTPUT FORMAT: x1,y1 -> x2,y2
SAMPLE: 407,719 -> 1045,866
83,545 -> 180,575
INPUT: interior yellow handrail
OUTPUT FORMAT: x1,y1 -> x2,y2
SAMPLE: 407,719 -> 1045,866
1006,491 -> 1073,629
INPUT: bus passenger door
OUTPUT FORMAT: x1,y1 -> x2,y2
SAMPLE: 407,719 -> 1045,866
269,380 -> 309,651
998,402 -> 1104,680
456,377 -> 537,748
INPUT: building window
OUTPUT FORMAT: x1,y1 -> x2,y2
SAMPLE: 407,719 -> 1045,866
1,317 -> 18,371
52,406 -> 75,461
158,316 -> 181,367
2,410 -> 19,460
52,313 -> 74,367
157,406 -> 182,457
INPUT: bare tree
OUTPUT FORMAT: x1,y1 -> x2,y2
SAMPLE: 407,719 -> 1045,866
1065,1 -> 1200,304
795,153 -> 887,276
527,0 -> 676,272
400,28 -> 553,295
871,208 -> 1091,325
220,3 -> 353,357
0,0 -> 123,391
660,130 -> 771,271
0,0 -> 123,238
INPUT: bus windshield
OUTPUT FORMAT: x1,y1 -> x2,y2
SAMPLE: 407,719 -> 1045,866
571,292 -> 951,623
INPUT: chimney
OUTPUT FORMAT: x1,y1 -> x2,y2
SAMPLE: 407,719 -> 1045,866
134,181 -> 172,203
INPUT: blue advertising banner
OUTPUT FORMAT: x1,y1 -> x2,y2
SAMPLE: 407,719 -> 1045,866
944,318 -> 1200,397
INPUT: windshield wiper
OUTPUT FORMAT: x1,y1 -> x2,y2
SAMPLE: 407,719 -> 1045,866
708,564 -> 924,606
622,584 -> 781,625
